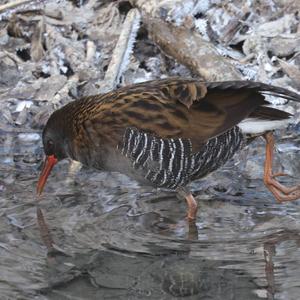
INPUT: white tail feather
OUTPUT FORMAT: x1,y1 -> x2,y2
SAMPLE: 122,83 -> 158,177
238,118 -> 290,134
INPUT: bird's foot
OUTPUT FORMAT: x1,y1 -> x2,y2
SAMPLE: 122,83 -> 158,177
272,172 -> 289,178
264,174 -> 300,202
264,184 -> 300,203
263,132 -> 300,203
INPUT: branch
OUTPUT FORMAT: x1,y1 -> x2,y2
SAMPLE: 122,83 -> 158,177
100,8 -> 141,93
144,16 -> 242,81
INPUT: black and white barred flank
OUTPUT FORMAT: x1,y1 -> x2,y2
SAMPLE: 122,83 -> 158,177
190,126 -> 243,180
120,126 -> 243,189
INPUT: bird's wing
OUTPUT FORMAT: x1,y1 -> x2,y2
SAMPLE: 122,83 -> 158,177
79,78 -> 298,152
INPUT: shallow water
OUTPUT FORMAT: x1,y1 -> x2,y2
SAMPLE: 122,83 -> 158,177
1,131 -> 300,300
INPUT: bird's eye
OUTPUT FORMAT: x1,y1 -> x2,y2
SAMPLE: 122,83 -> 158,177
47,140 -> 54,153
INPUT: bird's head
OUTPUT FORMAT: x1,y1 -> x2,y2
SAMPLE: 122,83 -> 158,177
37,110 -> 70,196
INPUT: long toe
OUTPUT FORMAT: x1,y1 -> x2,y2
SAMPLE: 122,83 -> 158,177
267,184 -> 300,203
263,132 -> 300,203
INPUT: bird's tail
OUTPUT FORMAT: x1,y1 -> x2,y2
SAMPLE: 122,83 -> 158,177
207,81 -> 300,103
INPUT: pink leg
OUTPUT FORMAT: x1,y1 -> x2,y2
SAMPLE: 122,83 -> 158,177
177,187 -> 198,221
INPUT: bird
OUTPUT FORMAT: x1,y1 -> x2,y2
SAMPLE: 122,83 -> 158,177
37,78 -> 300,221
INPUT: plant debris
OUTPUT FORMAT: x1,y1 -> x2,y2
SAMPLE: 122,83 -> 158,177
0,0 -> 300,299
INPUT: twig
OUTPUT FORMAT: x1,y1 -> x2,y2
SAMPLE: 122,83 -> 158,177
86,40 -> 96,63
30,18 -> 45,61
52,74 -> 79,106
0,0 -> 35,13
100,8 -> 141,93
1,50 -> 24,65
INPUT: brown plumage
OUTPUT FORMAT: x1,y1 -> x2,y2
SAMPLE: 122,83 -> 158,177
37,78 -> 300,220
